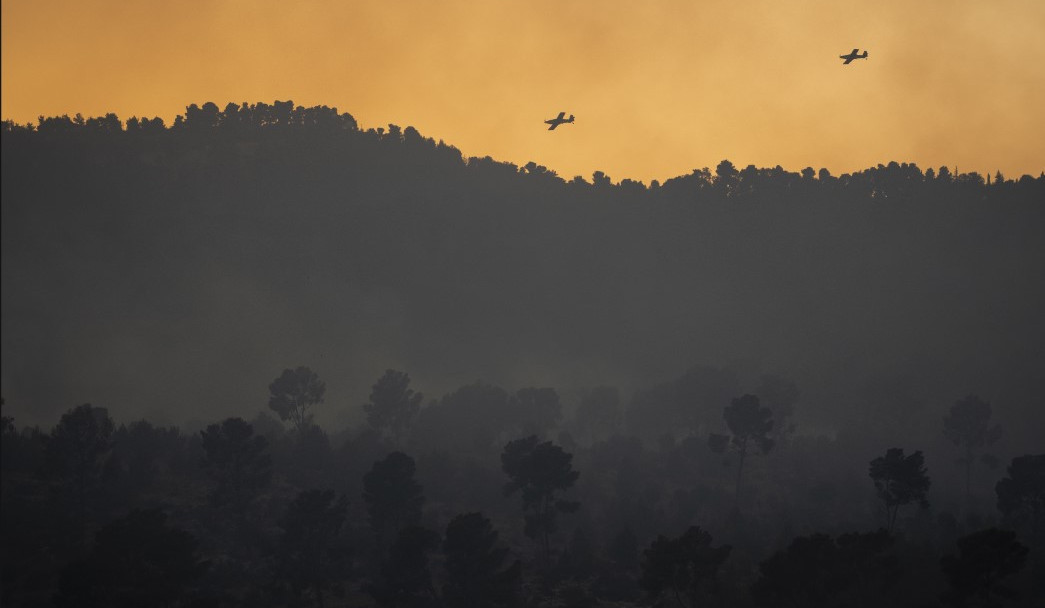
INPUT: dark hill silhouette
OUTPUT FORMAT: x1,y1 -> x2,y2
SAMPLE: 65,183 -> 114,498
2,102 -> 1044,449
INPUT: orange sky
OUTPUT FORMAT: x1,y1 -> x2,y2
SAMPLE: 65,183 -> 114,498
3,0 -> 1044,182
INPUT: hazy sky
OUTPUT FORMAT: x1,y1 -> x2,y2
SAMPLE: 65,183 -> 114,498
3,0 -> 1043,182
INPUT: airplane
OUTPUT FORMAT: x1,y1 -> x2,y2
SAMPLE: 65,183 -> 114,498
544,111 -> 575,130
840,48 -> 868,64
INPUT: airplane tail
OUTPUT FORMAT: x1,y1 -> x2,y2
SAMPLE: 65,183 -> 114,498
568,114 -> 575,122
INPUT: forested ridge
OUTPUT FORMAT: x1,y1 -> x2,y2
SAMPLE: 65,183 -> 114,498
3,102 -> 1043,433
1,101 -> 1044,606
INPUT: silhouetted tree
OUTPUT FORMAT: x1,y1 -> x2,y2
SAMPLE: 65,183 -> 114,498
366,525 -> 440,608
943,395 -> 1002,510
940,528 -> 1028,607
442,512 -> 521,608
45,403 -> 114,546
364,369 -> 423,447
640,526 -> 731,608
714,160 -> 739,196
869,448 -> 930,532
268,366 -> 326,432
501,435 -> 579,567
276,489 -> 351,608
54,508 -> 208,608
719,394 -> 774,510
995,454 -> 1045,544
84,113 -> 121,132
184,102 -> 220,130
363,451 -> 425,555
199,417 -> 272,515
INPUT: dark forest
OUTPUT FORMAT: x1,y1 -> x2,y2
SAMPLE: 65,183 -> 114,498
2,101 -> 1043,607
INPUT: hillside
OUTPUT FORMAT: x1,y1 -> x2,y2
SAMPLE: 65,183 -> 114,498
2,103 -> 1044,446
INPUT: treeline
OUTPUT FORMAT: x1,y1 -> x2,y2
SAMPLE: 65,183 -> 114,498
8,101 -> 357,134
3,100 -> 1044,197
2,369 -> 1043,607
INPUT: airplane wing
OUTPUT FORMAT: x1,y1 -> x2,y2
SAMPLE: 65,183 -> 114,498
842,56 -> 854,64
555,111 -> 565,120
547,123 -> 559,130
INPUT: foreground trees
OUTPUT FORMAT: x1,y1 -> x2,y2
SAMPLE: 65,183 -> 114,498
44,404 -> 115,547
366,526 -> 440,608
5,358 -> 1044,605
54,509 -> 208,608
752,530 -> 899,608
995,454 -> 1045,545
367,513 -> 521,608
275,489 -> 351,608
640,526 -> 731,608
501,436 -> 579,566
869,448 -> 931,532
442,513 -> 521,608
940,528 -> 1028,607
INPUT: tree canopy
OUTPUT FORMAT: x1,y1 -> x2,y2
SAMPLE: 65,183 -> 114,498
442,512 -> 521,608
640,526 -> 731,608
869,448 -> 931,532
943,394 -> 1002,508
364,369 -> 423,447
363,451 -> 425,553
276,489 -> 351,608
268,366 -> 326,432
501,435 -> 580,565
54,509 -> 208,608
199,417 -> 272,513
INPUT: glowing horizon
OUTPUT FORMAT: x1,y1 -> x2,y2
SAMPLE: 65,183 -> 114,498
3,0 -> 1044,183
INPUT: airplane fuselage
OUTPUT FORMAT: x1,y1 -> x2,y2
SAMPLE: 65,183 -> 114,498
840,49 -> 868,64
545,113 -> 575,130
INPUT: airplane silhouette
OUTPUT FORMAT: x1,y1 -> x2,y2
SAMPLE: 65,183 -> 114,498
840,49 -> 868,64
545,112 -> 575,130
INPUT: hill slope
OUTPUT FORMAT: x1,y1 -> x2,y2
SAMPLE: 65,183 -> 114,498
2,104 -> 1044,444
